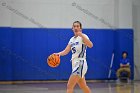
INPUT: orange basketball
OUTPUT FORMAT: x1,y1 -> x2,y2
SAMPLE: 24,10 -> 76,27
47,54 -> 60,68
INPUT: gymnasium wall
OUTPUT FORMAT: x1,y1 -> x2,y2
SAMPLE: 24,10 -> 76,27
0,0 -> 134,80
133,0 -> 140,80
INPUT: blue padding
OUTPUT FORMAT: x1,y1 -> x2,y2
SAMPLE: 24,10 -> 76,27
0,27 -> 134,80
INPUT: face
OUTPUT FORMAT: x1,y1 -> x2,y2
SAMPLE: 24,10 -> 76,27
72,22 -> 82,37
122,53 -> 127,58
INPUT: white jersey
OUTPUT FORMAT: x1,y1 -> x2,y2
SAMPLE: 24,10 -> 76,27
68,34 -> 89,60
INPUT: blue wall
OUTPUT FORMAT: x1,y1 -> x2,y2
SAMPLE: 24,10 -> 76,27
0,27 -> 134,80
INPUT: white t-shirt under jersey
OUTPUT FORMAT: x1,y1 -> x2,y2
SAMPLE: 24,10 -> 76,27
68,34 -> 89,60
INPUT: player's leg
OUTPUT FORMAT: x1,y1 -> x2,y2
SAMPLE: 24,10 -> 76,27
77,60 -> 91,93
67,75 -> 80,93
77,77 -> 91,93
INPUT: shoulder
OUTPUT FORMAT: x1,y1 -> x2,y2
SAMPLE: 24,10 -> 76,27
68,36 -> 75,45
83,33 -> 88,37
82,33 -> 89,39
69,36 -> 75,41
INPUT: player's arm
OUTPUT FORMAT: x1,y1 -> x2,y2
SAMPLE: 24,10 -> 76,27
77,32 -> 93,48
81,34 -> 93,48
55,44 -> 71,56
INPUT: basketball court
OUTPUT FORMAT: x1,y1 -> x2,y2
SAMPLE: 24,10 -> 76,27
0,81 -> 140,93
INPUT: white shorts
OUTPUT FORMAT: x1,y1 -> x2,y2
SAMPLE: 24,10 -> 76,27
71,58 -> 88,78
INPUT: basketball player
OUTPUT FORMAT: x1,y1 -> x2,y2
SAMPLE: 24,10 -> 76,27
54,21 -> 93,93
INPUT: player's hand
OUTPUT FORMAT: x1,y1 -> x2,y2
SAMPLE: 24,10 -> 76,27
77,31 -> 83,37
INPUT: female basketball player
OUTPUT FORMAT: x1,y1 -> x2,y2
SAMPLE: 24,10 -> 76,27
54,21 -> 93,93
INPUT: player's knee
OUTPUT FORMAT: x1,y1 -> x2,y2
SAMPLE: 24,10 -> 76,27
67,83 -> 74,90
79,84 -> 87,89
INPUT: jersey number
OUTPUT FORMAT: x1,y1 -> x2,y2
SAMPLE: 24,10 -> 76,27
72,47 -> 76,54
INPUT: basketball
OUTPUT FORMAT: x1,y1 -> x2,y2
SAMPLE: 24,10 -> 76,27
47,54 -> 60,67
